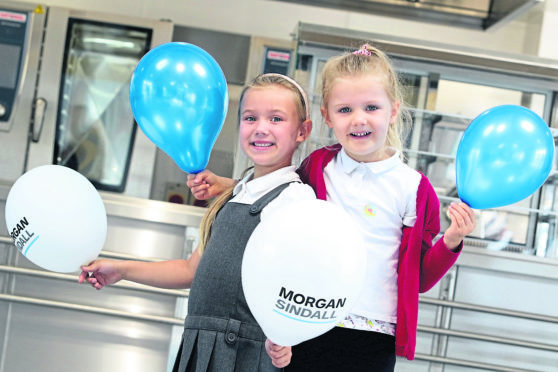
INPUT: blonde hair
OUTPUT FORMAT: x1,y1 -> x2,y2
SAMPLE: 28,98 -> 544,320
198,73 -> 309,255
321,43 -> 410,152
238,73 -> 309,123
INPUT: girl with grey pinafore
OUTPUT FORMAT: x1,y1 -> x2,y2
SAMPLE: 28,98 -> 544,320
78,73 -> 315,371
174,174 -> 312,372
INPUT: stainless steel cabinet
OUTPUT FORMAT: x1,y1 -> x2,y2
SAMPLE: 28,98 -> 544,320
0,2 -> 46,183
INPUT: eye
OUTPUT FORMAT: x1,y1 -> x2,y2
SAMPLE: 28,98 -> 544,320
243,115 -> 256,122
271,116 -> 283,123
338,107 -> 351,113
366,105 -> 378,111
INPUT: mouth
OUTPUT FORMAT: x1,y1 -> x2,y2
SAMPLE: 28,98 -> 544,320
250,141 -> 274,148
349,131 -> 372,138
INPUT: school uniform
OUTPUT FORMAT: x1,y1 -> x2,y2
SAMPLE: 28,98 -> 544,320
173,166 -> 315,372
287,144 -> 462,371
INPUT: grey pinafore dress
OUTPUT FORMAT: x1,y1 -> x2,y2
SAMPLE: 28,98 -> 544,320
173,183 -> 292,372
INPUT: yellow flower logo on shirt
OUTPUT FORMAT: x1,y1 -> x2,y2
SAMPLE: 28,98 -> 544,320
364,204 -> 376,217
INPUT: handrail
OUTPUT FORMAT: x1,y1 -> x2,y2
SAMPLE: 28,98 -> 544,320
420,296 -> 558,324
414,353 -> 538,372
0,293 -> 183,326
98,249 -> 164,262
418,325 -> 558,353
0,235 -> 163,262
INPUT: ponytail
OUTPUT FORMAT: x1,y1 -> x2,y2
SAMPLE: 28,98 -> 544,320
198,185 -> 234,255
197,167 -> 253,255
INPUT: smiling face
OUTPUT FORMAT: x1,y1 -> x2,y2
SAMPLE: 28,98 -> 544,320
322,74 -> 400,163
239,85 -> 310,178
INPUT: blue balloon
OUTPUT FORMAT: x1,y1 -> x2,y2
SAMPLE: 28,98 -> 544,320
456,105 -> 554,209
129,42 -> 228,173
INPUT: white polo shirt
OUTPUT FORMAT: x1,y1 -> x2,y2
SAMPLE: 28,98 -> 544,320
231,166 -> 316,220
324,148 -> 421,324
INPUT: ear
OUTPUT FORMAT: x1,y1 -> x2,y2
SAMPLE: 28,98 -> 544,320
321,106 -> 333,129
390,101 -> 401,125
296,119 -> 313,143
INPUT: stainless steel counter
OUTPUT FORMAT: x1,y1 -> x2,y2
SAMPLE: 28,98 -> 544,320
1,185 -> 558,371
0,186 -> 203,372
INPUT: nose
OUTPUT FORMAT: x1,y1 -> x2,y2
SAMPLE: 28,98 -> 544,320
351,109 -> 367,126
253,119 -> 270,135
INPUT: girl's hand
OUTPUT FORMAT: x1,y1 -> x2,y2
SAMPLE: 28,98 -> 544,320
186,170 -> 234,200
78,259 -> 124,290
265,339 -> 292,368
444,202 -> 476,251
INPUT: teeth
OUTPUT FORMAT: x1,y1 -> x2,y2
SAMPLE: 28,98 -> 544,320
350,131 -> 371,137
252,142 -> 273,147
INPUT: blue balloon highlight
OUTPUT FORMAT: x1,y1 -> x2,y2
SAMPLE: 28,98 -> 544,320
456,105 -> 554,209
129,42 -> 228,173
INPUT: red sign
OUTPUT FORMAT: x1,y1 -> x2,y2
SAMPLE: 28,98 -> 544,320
0,11 -> 27,22
267,51 -> 290,62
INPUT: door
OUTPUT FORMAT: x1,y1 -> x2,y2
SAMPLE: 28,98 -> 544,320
25,7 -> 172,195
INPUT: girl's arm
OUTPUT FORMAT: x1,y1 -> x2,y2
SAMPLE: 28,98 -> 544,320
78,248 -> 202,290
187,170 -> 236,200
417,203 -> 475,292
416,179 -> 475,292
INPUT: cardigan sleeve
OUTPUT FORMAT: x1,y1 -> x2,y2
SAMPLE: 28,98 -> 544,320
415,176 -> 462,293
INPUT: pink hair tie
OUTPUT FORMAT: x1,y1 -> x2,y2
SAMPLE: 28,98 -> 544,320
353,45 -> 372,56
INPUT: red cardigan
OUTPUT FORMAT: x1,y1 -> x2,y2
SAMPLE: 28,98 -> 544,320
297,144 -> 462,360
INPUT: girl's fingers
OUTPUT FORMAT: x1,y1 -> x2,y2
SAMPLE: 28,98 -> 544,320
448,203 -> 476,232
271,350 -> 291,368
191,184 -> 209,193
270,348 -> 289,358
186,175 -> 205,188
450,203 -> 470,220
265,339 -> 291,367
269,344 -> 283,352
273,359 -> 290,368
457,203 -> 475,227
78,271 -> 88,283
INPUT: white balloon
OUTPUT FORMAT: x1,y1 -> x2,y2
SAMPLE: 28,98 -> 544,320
5,165 -> 107,273
242,199 -> 367,346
